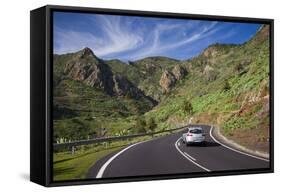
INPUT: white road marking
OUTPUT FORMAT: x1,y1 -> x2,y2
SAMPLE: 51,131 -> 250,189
96,141 -> 146,178
178,142 -> 180,146
174,138 -> 211,172
209,126 -> 269,162
184,152 -> 196,161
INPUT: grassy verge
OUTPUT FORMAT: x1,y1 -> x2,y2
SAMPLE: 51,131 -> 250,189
53,135 -> 153,181
53,146 -> 122,181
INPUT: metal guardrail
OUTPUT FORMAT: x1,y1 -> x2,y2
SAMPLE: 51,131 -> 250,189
53,125 -> 189,150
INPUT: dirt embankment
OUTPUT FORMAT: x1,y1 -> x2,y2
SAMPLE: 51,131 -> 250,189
191,95 -> 270,155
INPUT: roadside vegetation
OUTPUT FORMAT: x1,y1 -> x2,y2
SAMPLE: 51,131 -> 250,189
54,145 -> 122,181
53,134 -> 171,181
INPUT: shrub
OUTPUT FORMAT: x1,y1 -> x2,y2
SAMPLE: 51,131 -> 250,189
234,62 -> 244,73
182,100 -> 193,115
146,117 -> 157,132
223,80 -> 231,91
134,117 -> 147,133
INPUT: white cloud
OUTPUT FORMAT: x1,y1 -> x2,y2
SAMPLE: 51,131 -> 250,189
54,15 -> 221,60
54,27 -> 103,54
92,15 -> 143,57
54,15 -> 143,57
128,21 -> 219,60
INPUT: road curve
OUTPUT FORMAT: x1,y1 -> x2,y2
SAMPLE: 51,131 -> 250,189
87,125 -> 269,179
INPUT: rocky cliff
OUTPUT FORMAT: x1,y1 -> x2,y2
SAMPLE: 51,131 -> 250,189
62,48 -> 156,104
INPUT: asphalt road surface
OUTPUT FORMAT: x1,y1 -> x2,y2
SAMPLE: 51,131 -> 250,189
87,125 -> 269,179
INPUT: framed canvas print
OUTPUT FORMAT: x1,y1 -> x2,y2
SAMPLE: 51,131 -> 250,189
30,5 -> 274,187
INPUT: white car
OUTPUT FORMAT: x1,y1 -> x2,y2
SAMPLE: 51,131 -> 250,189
182,127 -> 206,145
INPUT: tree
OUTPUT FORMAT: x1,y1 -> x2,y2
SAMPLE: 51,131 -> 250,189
134,117 -> 147,133
146,117 -> 157,132
67,118 -> 91,140
183,100 -> 193,115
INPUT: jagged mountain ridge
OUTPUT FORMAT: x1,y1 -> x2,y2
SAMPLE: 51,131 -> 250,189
105,56 -> 187,100
55,48 -> 188,103
54,25 -> 269,104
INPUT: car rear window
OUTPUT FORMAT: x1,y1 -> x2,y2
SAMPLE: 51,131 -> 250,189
189,129 -> 202,134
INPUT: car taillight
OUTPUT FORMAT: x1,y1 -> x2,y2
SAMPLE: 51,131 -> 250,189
187,134 -> 193,136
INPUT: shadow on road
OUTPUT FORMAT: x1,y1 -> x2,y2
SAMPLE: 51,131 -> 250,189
186,141 -> 220,147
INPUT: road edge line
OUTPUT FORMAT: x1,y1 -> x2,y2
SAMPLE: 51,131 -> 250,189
174,138 -> 210,172
184,152 -> 196,161
96,141 -> 146,178
209,126 -> 269,162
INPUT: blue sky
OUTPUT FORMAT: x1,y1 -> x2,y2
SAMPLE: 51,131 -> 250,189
53,12 -> 261,61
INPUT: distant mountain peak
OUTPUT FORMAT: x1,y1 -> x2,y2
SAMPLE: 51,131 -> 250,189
79,47 -> 96,58
202,43 -> 235,58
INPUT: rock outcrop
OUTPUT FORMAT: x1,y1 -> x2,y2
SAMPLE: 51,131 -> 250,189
112,74 -> 142,98
202,46 -> 219,57
64,47 -> 155,102
172,65 -> 187,80
159,65 -> 187,93
64,47 -> 115,95
159,70 -> 177,93
203,65 -> 217,81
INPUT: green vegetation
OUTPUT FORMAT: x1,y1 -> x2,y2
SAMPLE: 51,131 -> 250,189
144,26 -> 270,133
223,80 -> 231,91
134,117 -> 147,133
53,135 -> 156,181
182,100 -> 194,115
146,117 -> 157,132
54,146 -> 122,181
53,77 -> 155,141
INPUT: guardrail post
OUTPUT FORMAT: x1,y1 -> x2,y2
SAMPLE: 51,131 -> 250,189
103,142 -> 108,149
71,146 -> 75,155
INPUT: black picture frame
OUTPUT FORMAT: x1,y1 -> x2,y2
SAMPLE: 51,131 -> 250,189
30,5 -> 274,187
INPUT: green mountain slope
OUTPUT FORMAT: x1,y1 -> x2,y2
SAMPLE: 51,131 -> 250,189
53,49 -> 157,140
145,25 -> 270,152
